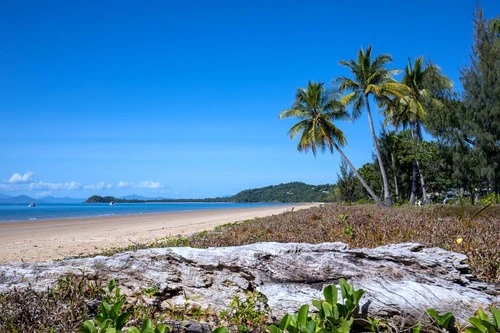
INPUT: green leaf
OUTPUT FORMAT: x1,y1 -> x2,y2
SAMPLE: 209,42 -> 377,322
411,322 -> 422,333
108,279 -> 116,293
465,327 -> 485,333
212,328 -> 230,333
339,278 -> 350,300
297,304 -> 310,328
115,312 -> 130,330
491,307 -> 500,328
127,327 -> 141,333
267,325 -> 281,333
141,319 -> 153,330
279,313 -> 291,331
80,320 -> 97,333
155,324 -> 168,333
476,308 -> 490,322
323,284 -> 338,305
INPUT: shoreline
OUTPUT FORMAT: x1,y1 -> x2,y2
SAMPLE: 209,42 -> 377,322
0,203 -> 320,263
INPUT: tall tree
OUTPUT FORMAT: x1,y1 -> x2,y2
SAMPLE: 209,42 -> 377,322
461,9 -> 500,202
337,46 -> 407,206
279,81 -> 383,206
385,57 -> 452,204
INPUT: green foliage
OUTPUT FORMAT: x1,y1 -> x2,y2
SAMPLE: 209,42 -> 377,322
268,279 -> 364,333
80,279 -> 131,333
219,290 -> 270,332
231,182 -> 335,203
465,306 -> 500,333
425,308 -> 455,330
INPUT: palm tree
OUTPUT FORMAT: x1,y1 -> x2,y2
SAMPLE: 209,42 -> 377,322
385,57 -> 451,204
279,81 -> 383,206
337,46 -> 407,206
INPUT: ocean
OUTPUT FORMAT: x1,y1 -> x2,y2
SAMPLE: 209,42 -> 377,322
0,202 -> 282,222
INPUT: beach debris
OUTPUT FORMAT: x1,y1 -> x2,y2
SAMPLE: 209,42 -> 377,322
0,242 -> 498,325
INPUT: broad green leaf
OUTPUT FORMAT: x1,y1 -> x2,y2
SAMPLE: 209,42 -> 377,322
491,307 -> 500,328
298,304 -> 310,327
465,327 -> 485,333
141,319 -> 153,330
279,313 -> 291,331
127,327 -> 141,333
476,308 -> 490,322
115,312 -> 130,330
468,317 -> 488,333
79,320 -> 97,333
323,284 -> 337,305
267,325 -> 281,333
155,324 -> 168,333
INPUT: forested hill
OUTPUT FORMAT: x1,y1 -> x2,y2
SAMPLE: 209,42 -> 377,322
85,182 -> 333,203
230,182 -> 333,202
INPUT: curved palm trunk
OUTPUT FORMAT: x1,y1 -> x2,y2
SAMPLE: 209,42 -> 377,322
334,143 -> 384,206
365,97 -> 392,206
409,122 -> 427,205
416,160 -> 427,203
391,152 -> 399,202
409,160 -> 417,205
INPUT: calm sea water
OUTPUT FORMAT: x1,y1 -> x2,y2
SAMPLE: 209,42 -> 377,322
0,202 -> 282,223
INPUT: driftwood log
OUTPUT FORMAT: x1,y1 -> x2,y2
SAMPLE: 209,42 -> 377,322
0,242 -> 498,324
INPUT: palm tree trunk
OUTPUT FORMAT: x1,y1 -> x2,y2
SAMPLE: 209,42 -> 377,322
391,153 -> 399,202
409,160 -> 417,205
416,160 -> 427,203
365,97 -> 392,206
334,143 -> 384,206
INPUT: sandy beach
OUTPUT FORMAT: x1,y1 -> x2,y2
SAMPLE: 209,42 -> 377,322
0,203 -> 319,262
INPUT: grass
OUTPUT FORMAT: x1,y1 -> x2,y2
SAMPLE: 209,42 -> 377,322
1,203 -> 498,332
94,204 -> 500,283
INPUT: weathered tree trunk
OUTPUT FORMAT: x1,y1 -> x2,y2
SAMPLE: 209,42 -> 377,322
365,97 -> 392,206
1,243 -> 497,325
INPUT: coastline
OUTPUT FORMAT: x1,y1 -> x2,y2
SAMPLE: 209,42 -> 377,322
0,203 -> 320,263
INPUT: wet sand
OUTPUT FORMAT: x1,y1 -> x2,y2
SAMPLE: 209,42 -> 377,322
0,203 -> 319,262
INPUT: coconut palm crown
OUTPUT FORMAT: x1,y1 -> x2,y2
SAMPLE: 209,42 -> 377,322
279,81 -> 383,206
336,46 -> 408,206
279,81 -> 349,155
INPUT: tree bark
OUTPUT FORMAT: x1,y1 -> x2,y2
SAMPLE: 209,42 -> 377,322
416,160 -> 427,204
391,153 -> 399,202
365,96 -> 392,206
409,160 -> 417,205
334,143 -> 384,206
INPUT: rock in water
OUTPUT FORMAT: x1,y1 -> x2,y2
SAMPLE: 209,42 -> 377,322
0,242 -> 498,324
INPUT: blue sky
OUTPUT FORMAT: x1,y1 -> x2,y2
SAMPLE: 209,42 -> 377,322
1,0 -> 499,199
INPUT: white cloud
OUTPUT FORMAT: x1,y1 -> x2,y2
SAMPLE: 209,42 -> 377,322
117,181 -> 134,188
29,181 -> 82,191
84,181 -> 113,190
116,180 -> 165,189
137,181 -> 164,189
8,172 -> 34,184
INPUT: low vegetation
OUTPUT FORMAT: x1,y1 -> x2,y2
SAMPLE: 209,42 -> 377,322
93,204 -> 499,283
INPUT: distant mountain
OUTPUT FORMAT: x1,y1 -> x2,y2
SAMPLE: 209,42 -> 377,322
39,196 -> 85,203
0,195 -> 41,204
120,194 -> 165,201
